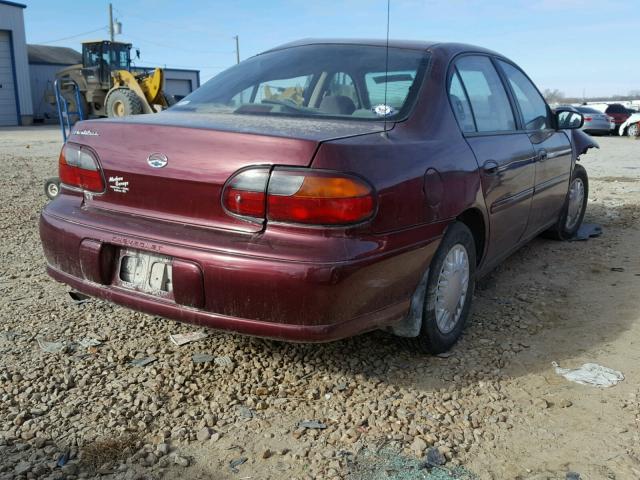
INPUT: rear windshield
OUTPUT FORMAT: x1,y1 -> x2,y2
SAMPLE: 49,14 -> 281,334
171,44 -> 430,121
576,107 -> 602,114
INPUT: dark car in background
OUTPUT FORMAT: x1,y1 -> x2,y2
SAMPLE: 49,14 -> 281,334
40,39 -> 590,353
605,103 -> 631,131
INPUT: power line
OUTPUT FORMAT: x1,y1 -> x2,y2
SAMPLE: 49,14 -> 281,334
35,26 -> 109,45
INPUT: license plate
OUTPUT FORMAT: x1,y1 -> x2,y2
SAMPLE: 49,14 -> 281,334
117,249 -> 173,296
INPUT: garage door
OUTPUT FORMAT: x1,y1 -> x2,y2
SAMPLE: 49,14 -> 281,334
0,31 -> 18,126
165,79 -> 192,100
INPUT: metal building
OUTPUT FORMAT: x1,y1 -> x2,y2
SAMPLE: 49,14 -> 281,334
28,44 -> 81,122
0,0 -> 33,126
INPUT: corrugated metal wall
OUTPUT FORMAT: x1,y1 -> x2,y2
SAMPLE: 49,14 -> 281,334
29,64 -> 61,121
0,3 -> 33,121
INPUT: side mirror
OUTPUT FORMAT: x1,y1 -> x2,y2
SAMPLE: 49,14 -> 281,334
556,109 -> 584,129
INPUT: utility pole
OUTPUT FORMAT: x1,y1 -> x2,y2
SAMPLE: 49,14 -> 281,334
109,3 -> 114,42
234,35 -> 240,64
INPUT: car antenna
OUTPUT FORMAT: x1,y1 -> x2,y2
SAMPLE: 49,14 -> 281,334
383,0 -> 391,137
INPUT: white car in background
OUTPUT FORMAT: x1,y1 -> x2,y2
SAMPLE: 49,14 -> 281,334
619,113 -> 640,137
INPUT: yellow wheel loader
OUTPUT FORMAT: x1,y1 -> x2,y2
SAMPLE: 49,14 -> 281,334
53,40 -> 174,118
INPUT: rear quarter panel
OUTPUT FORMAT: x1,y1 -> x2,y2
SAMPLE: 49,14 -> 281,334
311,46 -> 485,237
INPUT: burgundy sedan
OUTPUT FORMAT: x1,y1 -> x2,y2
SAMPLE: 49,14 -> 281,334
40,39 -> 590,353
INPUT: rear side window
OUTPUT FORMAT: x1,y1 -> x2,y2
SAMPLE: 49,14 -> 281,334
455,56 -> 515,132
449,72 -> 475,132
498,60 -> 550,130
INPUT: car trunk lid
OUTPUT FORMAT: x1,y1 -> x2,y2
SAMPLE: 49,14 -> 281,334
70,112 -> 385,233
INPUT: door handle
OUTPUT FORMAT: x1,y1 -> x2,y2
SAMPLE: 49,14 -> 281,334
482,160 -> 499,175
537,149 -> 548,162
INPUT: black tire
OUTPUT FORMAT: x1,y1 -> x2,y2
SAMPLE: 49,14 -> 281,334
409,222 -> 476,354
628,123 -> 639,137
44,177 -> 61,200
544,164 -> 588,240
105,89 -> 143,117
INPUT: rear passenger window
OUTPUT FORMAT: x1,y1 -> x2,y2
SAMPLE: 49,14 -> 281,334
497,60 -> 550,130
449,72 -> 475,132
455,56 -> 515,132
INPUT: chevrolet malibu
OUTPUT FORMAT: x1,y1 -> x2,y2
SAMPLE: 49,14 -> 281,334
40,39 -> 591,353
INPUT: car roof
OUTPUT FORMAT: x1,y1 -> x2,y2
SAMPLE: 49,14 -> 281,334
262,38 -> 503,58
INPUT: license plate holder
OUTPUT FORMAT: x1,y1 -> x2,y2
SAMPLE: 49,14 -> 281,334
116,248 -> 173,297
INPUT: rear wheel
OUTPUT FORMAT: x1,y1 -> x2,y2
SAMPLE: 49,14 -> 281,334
106,89 -> 143,117
628,123 -> 639,137
409,222 -> 476,354
545,164 -> 588,240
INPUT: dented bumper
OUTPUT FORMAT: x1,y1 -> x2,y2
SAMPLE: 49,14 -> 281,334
39,195 -> 441,342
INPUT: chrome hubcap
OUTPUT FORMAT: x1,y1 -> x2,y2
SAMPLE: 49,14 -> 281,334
47,183 -> 59,197
435,244 -> 469,334
565,177 -> 585,230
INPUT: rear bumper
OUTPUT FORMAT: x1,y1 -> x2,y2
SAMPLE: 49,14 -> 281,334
46,265 -> 412,342
40,198 -> 443,342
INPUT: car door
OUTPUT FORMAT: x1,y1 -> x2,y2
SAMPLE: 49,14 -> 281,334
450,55 -> 536,263
496,60 -> 573,236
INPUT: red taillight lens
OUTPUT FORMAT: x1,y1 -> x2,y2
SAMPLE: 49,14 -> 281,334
222,167 -> 376,226
59,143 -> 104,193
267,169 -> 374,225
222,167 -> 269,220
584,116 -> 592,122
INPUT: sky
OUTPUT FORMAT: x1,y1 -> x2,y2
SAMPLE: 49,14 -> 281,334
21,0 -> 639,98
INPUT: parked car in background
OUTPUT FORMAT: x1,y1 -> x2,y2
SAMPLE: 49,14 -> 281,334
619,113 -> 640,136
39,39 -> 593,353
571,106 -> 613,135
556,105 -> 611,135
604,103 -> 631,131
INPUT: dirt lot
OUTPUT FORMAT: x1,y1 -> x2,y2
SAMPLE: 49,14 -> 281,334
0,126 -> 639,480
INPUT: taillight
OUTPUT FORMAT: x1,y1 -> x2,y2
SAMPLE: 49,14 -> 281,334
222,167 -> 375,226
59,143 -> 104,193
222,167 -> 269,219
267,169 -> 374,224
584,116 -> 592,122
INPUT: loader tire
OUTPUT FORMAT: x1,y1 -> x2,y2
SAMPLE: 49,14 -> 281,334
106,89 -> 143,117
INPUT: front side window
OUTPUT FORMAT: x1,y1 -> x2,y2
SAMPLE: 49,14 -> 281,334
173,45 -> 430,121
455,56 -> 515,132
498,60 -> 550,130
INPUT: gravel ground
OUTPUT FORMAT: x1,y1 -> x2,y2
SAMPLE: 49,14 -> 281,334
1,126 -> 639,480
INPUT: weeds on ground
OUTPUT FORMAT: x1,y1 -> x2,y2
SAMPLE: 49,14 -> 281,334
79,433 -> 140,473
